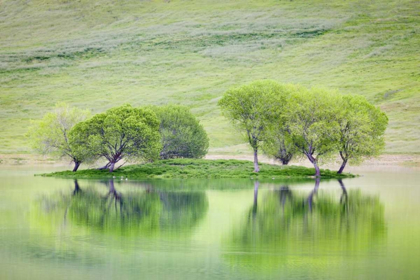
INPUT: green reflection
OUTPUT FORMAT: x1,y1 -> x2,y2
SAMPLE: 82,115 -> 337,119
37,180 -> 208,237
225,179 -> 386,274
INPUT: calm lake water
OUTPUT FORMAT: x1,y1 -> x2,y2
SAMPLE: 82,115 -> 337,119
1,167 -> 419,280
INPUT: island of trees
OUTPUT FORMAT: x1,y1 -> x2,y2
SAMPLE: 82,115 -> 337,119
29,80 -> 387,177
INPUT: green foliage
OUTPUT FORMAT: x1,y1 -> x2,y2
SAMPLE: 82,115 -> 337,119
40,159 -> 354,179
152,104 -> 209,159
69,104 -> 161,171
337,94 -> 388,168
37,181 -> 208,237
218,80 -> 292,171
218,80 -> 289,150
225,184 -> 385,273
1,0 -> 419,154
284,87 -> 343,175
27,102 -> 92,170
262,126 -> 299,165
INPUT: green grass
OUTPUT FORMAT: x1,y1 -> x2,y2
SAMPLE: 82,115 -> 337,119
39,159 -> 354,179
0,0 -> 419,154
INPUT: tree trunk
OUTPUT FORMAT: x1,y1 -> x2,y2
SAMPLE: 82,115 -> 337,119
281,159 -> 289,165
109,162 -> 115,172
98,162 -> 111,170
253,148 -> 260,172
313,161 -> 320,177
337,159 -> 347,174
72,161 -> 81,172
305,154 -> 320,177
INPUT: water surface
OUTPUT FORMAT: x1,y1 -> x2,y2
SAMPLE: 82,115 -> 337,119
0,167 -> 419,280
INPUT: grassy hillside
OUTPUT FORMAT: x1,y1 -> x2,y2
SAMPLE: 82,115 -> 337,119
0,0 -> 419,154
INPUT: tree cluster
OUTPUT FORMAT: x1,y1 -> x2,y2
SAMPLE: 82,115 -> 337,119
29,103 -> 209,172
218,80 -> 388,175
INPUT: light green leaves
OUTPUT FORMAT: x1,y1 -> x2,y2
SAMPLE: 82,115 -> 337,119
27,102 -> 91,168
337,94 -> 388,165
218,80 -> 291,149
152,104 -> 209,159
69,104 -> 162,170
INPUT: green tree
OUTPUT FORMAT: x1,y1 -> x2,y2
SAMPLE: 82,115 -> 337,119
262,126 -> 298,165
37,180 -> 208,237
225,180 -> 385,275
152,105 -> 209,159
218,80 -> 289,172
69,104 -> 161,172
336,95 -> 388,173
285,87 -> 342,176
28,102 -> 92,171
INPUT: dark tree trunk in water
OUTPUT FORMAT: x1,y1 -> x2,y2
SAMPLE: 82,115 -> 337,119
337,159 -> 347,174
307,177 -> 320,212
109,180 -> 116,193
338,179 -> 348,204
305,153 -> 320,177
73,180 -> 81,195
253,148 -> 259,172
252,181 -> 259,215
72,161 -> 81,172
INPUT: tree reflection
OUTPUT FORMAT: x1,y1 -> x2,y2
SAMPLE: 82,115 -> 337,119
40,180 -> 208,237
226,179 -> 386,273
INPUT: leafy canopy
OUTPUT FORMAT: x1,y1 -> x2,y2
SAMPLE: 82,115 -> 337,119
262,126 -> 299,165
28,102 -> 92,166
337,94 -> 388,165
69,104 -> 161,169
284,87 -> 343,162
152,104 -> 209,159
218,80 -> 291,151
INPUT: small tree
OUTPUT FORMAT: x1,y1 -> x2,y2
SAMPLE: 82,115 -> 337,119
69,104 -> 161,172
262,127 -> 297,165
28,103 -> 92,171
285,87 -> 342,177
152,105 -> 209,159
336,95 -> 388,173
218,80 -> 289,172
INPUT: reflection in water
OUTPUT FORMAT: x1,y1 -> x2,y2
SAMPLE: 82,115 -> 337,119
226,179 -> 386,274
39,180 -> 208,237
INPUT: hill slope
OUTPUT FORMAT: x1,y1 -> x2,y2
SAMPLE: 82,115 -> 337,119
0,0 -> 419,154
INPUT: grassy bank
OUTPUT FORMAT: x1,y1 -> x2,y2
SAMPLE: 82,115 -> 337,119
39,159 -> 354,179
0,0 -> 419,155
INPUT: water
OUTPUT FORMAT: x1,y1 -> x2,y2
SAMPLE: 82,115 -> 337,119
0,167 -> 419,280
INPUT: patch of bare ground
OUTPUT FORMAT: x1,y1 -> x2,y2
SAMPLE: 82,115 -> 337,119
0,154 -> 68,166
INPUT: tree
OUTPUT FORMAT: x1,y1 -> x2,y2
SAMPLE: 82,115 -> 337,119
225,180 -> 385,275
262,126 -> 298,165
69,104 -> 161,172
28,102 -> 92,171
152,105 -> 209,159
284,87 -> 342,176
218,80 -> 290,172
336,95 -> 388,173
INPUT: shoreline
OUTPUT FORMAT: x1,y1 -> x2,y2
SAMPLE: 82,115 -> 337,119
1,154 -> 419,175
36,159 -> 355,180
